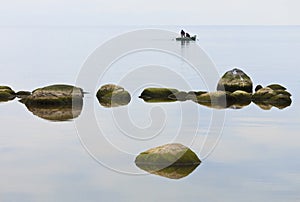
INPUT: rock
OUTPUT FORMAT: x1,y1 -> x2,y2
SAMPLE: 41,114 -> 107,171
252,86 -> 292,110
231,90 -> 251,104
23,101 -> 83,121
267,84 -> 286,91
193,91 -> 236,109
96,84 -> 131,108
186,91 -> 207,101
0,86 -> 16,102
135,163 -> 199,179
255,85 -> 263,92
21,84 -> 83,106
139,88 -> 179,101
217,68 -> 253,93
168,91 -> 188,101
140,98 -> 177,103
16,91 -> 31,99
135,143 -> 201,167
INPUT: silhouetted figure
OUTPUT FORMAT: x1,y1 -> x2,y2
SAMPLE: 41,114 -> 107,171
181,30 -> 185,38
186,33 -> 190,38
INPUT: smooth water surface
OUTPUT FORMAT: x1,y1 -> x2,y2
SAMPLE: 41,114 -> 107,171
0,26 -> 299,202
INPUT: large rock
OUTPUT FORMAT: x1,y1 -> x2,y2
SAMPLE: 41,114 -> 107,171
135,143 -> 201,166
21,84 -> 83,106
96,84 -> 131,108
139,88 -> 179,101
217,68 -> 253,93
252,85 -> 292,110
0,86 -> 16,102
135,143 -> 200,179
193,91 -> 236,109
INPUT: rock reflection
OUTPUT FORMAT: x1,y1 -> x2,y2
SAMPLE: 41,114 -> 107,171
136,164 -> 199,179
135,143 -> 201,179
22,100 -> 83,121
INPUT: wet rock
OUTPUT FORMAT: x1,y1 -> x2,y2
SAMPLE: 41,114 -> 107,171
193,91 -> 236,109
139,88 -> 179,101
16,91 -> 31,99
135,143 -> 201,166
217,68 -> 253,93
252,86 -> 292,110
0,86 -> 16,102
255,85 -> 263,92
96,84 -> 131,108
21,84 -> 83,106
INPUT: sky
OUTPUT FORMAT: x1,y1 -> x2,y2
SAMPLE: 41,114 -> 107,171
0,0 -> 299,26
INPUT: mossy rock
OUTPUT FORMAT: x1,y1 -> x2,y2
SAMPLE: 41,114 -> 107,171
194,91 -> 236,109
139,88 -> 179,100
255,85 -> 263,92
0,86 -> 16,102
252,86 -> 292,110
217,68 -> 253,93
231,90 -> 252,106
96,84 -> 131,108
22,84 -> 83,106
267,84 -> 286,91
135,143 -> 200,168
136,164 -> 199,179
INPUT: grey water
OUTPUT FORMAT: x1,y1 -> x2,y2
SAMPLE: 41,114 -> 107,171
0,26 -> 299,202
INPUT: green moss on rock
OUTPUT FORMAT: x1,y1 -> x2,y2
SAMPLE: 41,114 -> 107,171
96,84 -> 131,108
139,88 -> 179,100
22,84 -> 83,106
217,68 -> 253,93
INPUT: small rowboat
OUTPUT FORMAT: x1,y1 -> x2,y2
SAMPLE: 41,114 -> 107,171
176,35 -> 196,41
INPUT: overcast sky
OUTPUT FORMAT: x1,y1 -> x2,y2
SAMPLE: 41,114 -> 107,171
0,0 -> 300,26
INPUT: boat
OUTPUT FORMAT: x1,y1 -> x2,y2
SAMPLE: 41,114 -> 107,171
176,35 -> 196,41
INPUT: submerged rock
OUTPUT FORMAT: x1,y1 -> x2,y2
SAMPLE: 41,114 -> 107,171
96,84 -> 131,108
252,85 -> 292,110
139,88 -> 179,101
135,143 -> 200,179
193,91 -> 236,109
217,68 -> 253,93
21,84 -> 83,106
0,86 -> 16,102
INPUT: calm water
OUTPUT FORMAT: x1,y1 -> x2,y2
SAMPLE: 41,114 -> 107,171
0,26 -> 299,202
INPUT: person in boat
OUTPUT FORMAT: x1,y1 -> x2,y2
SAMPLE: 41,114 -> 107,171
185,33 -> 190,38
181,30 -> 185,38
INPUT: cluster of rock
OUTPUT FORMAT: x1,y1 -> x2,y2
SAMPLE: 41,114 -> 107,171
138,68 -> 292,110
